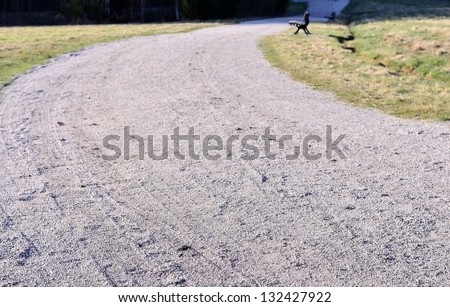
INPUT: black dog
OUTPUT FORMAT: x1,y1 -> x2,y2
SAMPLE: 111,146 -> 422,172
289,11 -> 311,35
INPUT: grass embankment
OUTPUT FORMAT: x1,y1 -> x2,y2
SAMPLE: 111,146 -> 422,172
0,23 -> 219,88
342,0 -> 450,22
261,1 -> 450,121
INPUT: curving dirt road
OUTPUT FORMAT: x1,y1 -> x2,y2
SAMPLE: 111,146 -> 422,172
0,20 -> 449,286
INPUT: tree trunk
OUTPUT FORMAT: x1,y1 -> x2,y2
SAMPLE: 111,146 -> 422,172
2,0 -> 6,26
140,0 -> 145,22
175,0 -> 179,20
105,0 -> 110,20
130,0 -> 134,21
15,0 -> 21,24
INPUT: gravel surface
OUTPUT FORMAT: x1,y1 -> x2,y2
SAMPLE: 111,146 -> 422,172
0,19 -> 449,286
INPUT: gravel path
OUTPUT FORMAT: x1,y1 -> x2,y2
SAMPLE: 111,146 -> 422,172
0,20 -> 449,286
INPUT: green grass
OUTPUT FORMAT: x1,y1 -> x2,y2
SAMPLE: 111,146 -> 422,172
0,23 -> 220,88
260,0 -> 450,121
342,0 -> 450,22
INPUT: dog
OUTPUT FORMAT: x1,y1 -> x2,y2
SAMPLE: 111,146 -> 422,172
289,11 -> 311,35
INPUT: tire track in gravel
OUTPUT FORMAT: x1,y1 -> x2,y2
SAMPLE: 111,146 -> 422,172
141,26 -> 378,285
1,64 -> 123,286
39,42 -> 255,286
1,19 -> 449,286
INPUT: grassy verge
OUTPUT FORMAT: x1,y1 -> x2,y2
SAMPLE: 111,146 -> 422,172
0,23 -> 220,88
260,1 -> 450,121
342,0 -> 450,23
